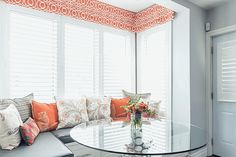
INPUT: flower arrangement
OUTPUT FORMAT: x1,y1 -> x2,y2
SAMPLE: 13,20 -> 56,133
122,96 -> 157,128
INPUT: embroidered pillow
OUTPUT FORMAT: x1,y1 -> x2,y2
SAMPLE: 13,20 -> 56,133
20,117 -> 40,145
86,97 -> 111,121
31,100 -> 58,132
122,90 -> 151,103
0,104 -> 23,150
57,98 -> 88,129
110,97 -> 130,120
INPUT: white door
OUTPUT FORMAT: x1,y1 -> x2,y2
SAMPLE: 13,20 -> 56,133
213,31 -> 236,157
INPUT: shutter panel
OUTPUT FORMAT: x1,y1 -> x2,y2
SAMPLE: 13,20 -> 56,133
103,32 -> 133,97
138,23 -> 171,117
9,12 -> 57,102
138,23 -> 171,151
64,23 -> 99,98
217,41 -> 236,102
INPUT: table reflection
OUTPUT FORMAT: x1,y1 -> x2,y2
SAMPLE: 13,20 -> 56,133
70,120 -> 206,155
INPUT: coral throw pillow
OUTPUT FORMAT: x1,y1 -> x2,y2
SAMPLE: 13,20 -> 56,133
111,97 -> 130,119
20,117 -> 40,145
31,100 -> 58,132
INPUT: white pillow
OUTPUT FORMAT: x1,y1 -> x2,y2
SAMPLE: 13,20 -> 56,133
122,90 -> 151,103
56,97 -> 89,129
86,97 -> 111,121
149,100 -> 162,117
0,104 -> 23,150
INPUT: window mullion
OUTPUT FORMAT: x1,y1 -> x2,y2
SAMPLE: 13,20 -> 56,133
57,16 -> 65,98
0,4 -> 9,98
99,29 -> 104,97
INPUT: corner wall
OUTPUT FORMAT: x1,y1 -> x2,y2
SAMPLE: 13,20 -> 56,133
172,0 -> 207,130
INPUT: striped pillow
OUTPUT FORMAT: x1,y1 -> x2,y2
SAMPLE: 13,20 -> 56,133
0,94 -> 34,122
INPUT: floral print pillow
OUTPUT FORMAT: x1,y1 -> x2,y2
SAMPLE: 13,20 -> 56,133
86,97 -> 111,121
56,98 -> 89,129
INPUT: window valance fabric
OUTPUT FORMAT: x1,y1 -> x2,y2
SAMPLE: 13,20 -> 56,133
4,0 -> 175,32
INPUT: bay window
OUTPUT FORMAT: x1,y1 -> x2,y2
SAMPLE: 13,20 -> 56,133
0,3 -> 172,150
1,3 -> 171,115
1,5 -> 134,99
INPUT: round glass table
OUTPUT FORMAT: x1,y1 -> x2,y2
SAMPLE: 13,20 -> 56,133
70,120 -> 207,156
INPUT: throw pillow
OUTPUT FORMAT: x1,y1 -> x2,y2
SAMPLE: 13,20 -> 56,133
56,98 -> 88,129
0,93 -> 34,122
122,90 -> 151,103
31,100 -> 58,132
0,104 -> 23,150
111,97 -> 130,119
86,97 -> 111,121
20,117 -> 40,145
143,100 -> 162,118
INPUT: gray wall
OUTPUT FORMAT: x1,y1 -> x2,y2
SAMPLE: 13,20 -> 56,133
207,1 -> 236,30
173,0 -> 207,130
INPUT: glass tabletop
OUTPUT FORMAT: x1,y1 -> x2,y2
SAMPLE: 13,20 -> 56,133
70,120 -> 207,156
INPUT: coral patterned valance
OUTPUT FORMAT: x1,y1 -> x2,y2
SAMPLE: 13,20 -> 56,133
4,0 -> 175,32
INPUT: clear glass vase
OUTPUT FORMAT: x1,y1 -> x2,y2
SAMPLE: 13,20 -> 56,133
130,111 -> 143,145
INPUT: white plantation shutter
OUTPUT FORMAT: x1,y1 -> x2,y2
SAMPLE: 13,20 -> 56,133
137,23 -> 171,151
138,23 -> 171,117
217,41 -> 236,102
64,23 -> 99,98
103,32 -> 133,97
9,12 -> 57,102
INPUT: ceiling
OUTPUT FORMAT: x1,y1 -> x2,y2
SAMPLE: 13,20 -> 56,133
188,0 -> 232,9
97,0 -> 155,12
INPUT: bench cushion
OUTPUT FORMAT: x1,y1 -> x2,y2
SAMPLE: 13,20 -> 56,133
52,128 -> 74,144
0,132 -> 73,157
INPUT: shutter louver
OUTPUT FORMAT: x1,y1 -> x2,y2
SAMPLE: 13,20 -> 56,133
218,41 -> 236,102
9,12 -> 57,102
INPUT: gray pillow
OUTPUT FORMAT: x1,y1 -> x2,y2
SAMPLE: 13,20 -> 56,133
122,90 -> 151,103
0,93 -> 34,122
